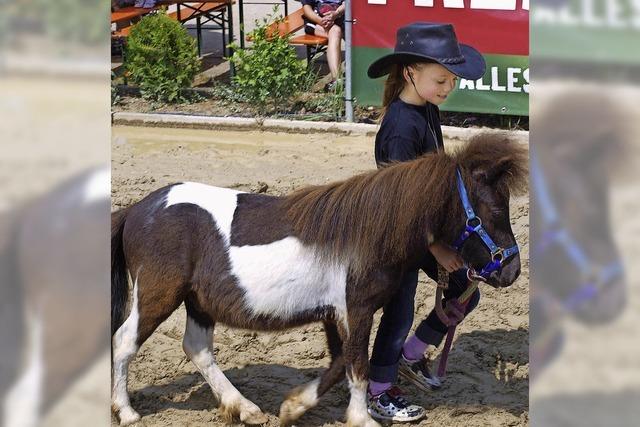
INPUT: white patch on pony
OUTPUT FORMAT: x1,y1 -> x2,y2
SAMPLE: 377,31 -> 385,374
111,271 -> 141,425
228,236 -> 348,320
165,183 -> 242,245
83,166 -> 110,204
346,375 -> 379,427
3,307 -> 43,427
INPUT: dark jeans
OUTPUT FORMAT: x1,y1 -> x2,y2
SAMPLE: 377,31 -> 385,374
368,254 -> 480,383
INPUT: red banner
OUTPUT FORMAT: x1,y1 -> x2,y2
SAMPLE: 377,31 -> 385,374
352,0 -> 529,56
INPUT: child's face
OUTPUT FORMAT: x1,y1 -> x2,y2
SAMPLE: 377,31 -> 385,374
406,63 -> 458,106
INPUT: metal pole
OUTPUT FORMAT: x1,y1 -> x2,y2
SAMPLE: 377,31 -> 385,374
344,0 -> 354,122
239,0 -> 245,49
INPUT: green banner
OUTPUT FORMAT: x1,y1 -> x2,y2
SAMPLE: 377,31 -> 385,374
353,47 -> 529,116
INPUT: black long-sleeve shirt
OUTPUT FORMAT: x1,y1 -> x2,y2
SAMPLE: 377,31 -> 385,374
374,98 -> 444,168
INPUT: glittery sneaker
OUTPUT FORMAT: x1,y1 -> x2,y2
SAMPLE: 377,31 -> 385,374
367,386 -> 425,422
399,354 -> 442,391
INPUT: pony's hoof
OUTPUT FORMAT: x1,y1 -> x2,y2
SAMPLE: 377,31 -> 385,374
240,406 -> 269,425
118,406 -> 141,425
279,380 -> 320,425
279,396 -> 310,425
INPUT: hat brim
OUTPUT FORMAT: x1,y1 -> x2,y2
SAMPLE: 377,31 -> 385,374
367,44 -> 486,80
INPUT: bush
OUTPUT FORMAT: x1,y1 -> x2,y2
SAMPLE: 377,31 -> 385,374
125,11 -> 201,102
228,12 -> 308,107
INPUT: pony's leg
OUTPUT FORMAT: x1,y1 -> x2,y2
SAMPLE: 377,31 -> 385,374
182,315 -> 268,425
343,310 -> 381,427
111,277 -> 142,426
279,321 -> 346,425
112,273 -> 183,425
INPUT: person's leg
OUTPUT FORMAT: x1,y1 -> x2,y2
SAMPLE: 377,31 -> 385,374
326,24 -> 342,81
367,270 -> 425,422
369,270 -> 419,386
414,269 -> 480,349
399,264 -> 479,391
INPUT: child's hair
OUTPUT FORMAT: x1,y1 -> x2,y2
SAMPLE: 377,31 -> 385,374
380,60 -> 435,120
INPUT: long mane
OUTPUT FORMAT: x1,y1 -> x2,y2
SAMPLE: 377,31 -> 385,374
282,133 -> 527,276
283,151 -> 458,275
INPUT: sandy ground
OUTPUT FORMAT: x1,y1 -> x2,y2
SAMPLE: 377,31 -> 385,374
111,125 -> 529,427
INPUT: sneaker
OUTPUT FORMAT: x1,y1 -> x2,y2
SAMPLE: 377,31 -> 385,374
324,78 -> 342,93
399,355 -> 442,391
367,386 -> 425,422
323,81 -> 334,92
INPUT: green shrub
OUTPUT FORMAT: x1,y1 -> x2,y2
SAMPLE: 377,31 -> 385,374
125,11 -> 201,103
228,12 -> 308,107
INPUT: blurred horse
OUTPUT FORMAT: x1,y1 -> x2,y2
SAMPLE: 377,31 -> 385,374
530,93 -> 629,378
0,167 -> 110,427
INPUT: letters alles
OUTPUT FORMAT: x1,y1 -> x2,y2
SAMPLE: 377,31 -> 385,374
459,67 -> 529,93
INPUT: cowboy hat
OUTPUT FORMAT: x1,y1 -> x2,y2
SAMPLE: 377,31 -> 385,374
367,22 -> 486,80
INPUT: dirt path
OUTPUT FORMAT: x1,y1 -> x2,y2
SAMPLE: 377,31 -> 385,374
111,125 -> 529,427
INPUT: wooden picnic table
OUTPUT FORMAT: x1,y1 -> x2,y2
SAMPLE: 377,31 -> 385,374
111,7 -> 155,25
111,1 -> 234,57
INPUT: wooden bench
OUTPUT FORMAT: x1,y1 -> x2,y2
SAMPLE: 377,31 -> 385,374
260,8 -> 328,63
112,2 -> 232,58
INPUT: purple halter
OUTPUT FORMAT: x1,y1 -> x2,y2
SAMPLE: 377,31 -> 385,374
453,169 -> 519,282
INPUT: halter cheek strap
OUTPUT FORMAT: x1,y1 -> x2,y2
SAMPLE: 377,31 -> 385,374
454,169 -> 519,280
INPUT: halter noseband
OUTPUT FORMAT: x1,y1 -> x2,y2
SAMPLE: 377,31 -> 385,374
453,169 -> 519,282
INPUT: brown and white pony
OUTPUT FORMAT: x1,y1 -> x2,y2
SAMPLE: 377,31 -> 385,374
111,134 -> 527,426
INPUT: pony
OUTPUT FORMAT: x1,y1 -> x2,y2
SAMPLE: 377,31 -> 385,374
111,134 -> 527,426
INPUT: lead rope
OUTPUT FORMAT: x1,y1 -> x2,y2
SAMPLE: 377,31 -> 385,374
435,265 -> 479,378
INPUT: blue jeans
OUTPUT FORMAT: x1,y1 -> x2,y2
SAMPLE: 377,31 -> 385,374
368,255 -> 480,383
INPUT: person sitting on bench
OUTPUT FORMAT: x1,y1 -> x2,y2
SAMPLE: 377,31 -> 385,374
301,0 -> 344,91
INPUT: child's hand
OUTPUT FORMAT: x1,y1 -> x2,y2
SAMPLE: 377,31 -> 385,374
429,241 -> 464,273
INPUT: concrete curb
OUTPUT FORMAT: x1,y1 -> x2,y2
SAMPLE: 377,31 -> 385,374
112,112 -> 529,142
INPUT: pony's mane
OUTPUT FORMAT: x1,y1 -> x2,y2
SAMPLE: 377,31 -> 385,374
283,133 -> 527,276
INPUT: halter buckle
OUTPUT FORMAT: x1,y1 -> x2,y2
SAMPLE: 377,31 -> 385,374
491,249 -> 504,264
467,268 -> 485,282
466,216 -> 482,229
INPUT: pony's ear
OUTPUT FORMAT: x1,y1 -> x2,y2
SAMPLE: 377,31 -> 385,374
459,133 -> 528,194
472,155 -> 527,192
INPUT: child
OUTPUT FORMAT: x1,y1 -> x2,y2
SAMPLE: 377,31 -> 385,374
301,0 -> 345,90
365,22 -> 486,422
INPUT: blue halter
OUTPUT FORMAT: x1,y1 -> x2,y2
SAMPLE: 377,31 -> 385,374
453,169 -> 519,281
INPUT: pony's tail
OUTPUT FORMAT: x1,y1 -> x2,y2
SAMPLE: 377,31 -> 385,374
111,207 -> 130,336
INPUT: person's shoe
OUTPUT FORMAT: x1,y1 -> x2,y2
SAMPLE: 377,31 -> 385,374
324,78 -> 342,92
399,354 -> 442,391
367,386 -> 425,422
323,81 -> 335,92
